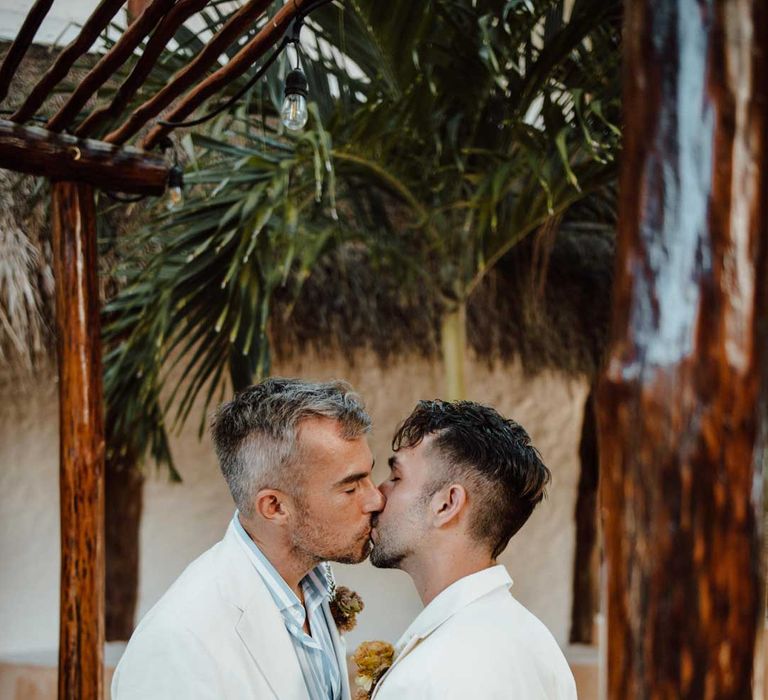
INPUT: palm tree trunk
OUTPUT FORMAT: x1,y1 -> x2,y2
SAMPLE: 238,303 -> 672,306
441,302 -> 467,400
569,386 -> 599,644
105,452 -> 143,641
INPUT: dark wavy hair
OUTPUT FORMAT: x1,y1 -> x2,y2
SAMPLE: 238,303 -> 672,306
393,400 -> 551,558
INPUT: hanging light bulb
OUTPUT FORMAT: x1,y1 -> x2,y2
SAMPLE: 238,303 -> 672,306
166,163 -> 184,210
281,68 -> 309,131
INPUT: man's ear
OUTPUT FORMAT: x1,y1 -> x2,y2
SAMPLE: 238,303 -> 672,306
431,483 -> 467,528
254,488 -> 290,522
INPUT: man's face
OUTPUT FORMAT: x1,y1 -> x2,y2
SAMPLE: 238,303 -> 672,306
289,417 -> 384,565
370,435 -> 436,569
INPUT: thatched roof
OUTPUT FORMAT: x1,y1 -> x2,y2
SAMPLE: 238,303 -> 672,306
0,167 -> 52,369
0,43 -> 88,376
2,193 -> 614,389
272,223 -> 614,378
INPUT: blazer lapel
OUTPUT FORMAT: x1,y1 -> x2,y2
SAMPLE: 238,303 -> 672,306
236,598 -> 310,700
323,599 -> 352,700
222,524 -> 310,700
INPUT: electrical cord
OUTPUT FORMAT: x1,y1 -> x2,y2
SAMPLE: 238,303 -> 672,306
157,0 -> 335,130
157,35 -> 290,128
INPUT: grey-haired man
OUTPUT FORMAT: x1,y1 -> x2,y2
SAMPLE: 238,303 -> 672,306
112,378 -> 384,700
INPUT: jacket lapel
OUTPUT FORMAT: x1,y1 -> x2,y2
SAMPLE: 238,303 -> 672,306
221,523 -> 310,700
236,600 -> 310,700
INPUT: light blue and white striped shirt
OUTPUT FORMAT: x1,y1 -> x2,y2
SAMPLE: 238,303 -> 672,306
233,513 -> 342,700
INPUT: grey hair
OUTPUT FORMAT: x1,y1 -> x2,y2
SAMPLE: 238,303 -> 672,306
210,377 -> 371,516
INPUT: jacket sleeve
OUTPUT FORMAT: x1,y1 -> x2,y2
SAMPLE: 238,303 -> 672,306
111,623 -> 222,700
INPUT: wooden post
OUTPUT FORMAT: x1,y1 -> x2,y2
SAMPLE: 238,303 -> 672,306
598,0 -> 767,697
52,181 -> 105,700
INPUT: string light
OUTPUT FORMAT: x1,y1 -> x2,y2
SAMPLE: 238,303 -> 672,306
160,137 -> 184,210
281,68 -> 309,131
166,162 -> 184,210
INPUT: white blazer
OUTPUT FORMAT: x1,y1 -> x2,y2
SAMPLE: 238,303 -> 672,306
372,565 -> 577,700
112,522 -> 351,700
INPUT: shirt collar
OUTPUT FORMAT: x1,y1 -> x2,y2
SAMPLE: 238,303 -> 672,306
232,512 -> 334,616
395,565 -> 513,652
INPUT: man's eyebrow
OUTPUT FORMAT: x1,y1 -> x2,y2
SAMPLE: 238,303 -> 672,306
335,459 -> 375,487
388,456 -> 400,470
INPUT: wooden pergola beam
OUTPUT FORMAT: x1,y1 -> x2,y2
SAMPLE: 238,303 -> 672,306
0,119 -> 168,194
45,0 -> 177,132
141,0 -> 314,150
598,0 -> 767,697
0,0 -> 55,106
11,0 -> 129,125
75,0 -> 212,138
104,0 -> 273,145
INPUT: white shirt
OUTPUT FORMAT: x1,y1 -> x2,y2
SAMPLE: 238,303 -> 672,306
372,565 -> 577,699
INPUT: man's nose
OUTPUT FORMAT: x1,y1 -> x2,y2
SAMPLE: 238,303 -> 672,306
363,482 -> 386,513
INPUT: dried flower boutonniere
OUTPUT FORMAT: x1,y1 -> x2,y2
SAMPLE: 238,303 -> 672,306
352,640 -> 395,699
329,584 -> 365,633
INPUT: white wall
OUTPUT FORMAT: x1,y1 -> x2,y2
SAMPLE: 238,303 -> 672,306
0,0 -> 103,45
0,0 -> 251,47
0,378 -> 61,656
0,352 -> 588,657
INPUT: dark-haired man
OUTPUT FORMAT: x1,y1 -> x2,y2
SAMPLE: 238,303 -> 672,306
370,400 -> 576,699
112,378 -> 384,700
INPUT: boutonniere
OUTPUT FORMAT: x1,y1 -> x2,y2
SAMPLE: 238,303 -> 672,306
329,584 -> 365,633
352,641 -> 395,699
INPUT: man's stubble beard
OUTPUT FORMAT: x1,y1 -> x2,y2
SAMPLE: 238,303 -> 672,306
370,492 -> 432,570
369,538 -> 407,569
291,512 -> 372,565
369,518 -> 424,570
281,483 -> 372,565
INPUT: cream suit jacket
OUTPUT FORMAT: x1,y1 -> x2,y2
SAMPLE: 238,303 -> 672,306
372,565 -> 577,700
111,521 -> 351,700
